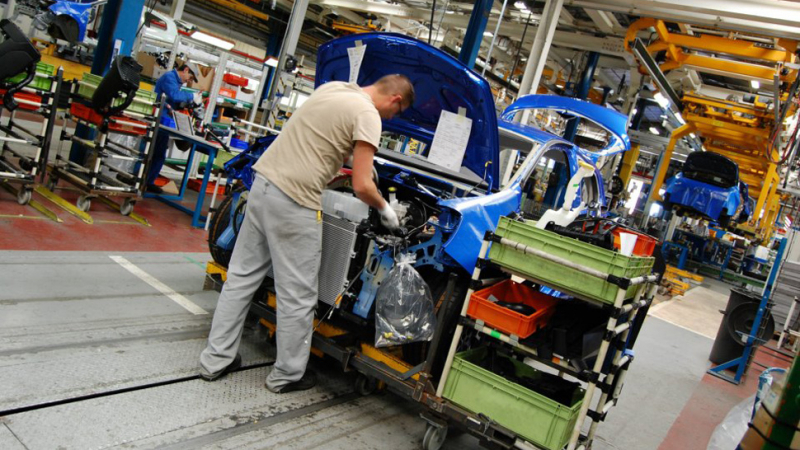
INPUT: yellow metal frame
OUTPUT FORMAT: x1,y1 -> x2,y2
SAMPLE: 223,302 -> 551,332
618,144 -> 640,189
625,18 -> 797,83
650,123 -> 695,202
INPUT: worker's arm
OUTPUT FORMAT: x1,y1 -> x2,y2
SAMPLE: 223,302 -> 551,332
351,140 -> 385,210
162,72 -> 194,105
351,140 -> 399,229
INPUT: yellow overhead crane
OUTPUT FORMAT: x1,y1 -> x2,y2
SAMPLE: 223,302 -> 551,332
625,18 -> 798,241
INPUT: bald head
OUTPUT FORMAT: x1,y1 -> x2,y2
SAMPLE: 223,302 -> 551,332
363,74 -> 415,120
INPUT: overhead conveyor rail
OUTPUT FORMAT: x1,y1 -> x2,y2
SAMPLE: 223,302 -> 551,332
626,19 -> 800,240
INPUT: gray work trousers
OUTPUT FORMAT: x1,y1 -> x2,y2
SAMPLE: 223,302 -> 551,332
199,175 -> 322,391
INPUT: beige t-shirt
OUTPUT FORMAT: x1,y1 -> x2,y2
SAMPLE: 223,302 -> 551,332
253,82 -> 382,210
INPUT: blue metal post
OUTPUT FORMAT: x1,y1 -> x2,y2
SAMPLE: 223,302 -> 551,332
564,51 -> 600,141
71,0 -> 146,163
708,237 -> 788,384
457,0 -> 494,69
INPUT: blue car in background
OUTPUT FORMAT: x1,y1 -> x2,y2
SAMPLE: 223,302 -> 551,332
662,151 -> 744,227
208,33 -> 624,338
33,0 -> 103,45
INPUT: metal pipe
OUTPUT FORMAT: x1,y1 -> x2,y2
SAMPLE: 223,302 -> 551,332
481,0 -> 509,78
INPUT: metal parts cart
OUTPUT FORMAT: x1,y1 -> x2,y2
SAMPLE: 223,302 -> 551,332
47,56 -> 162,217
0,19 -> 63,206
426,225 -> 659,450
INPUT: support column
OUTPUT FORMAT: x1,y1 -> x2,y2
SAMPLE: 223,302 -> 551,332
641,123 -> 694,225
516,0 -> 564,123
91,0 -> 146,74
266,0 -> 309,104
170,0 -> 186,21
564,51 -> 599,141
457,0 -> 493,69
753,164 -> 777,226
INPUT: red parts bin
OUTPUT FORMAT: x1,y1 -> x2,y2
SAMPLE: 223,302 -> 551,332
0,89 -> 42,112
222,73 -> 248,87
468,279 -> 558,338
70,103 -> 148,136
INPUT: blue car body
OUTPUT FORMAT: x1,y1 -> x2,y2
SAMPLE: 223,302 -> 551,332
662,151 -> 742,225
212,33 -> 623,319
44,0 -> 101,44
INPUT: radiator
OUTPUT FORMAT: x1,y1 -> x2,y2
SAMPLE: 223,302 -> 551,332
267,213 -> 360,306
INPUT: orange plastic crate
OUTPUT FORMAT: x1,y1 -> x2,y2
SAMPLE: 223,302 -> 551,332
611,228 -> 657,257
219,87 -> 236,99
467,279 -> 559,338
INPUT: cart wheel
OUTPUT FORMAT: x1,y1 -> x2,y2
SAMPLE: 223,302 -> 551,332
120,199 -> 135,216
77,195 -> 92,212
16,188 -> 32,205
355,374 -> 378,396
45,177 -> 58,192
422,424 -> 447,450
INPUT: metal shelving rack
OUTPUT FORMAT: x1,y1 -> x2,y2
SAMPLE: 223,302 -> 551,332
430,231 -> 659,450
47,81 -> 163,216
0,67 -> 63,205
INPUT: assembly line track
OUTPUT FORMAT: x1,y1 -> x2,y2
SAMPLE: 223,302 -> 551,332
0,361 -> 275,417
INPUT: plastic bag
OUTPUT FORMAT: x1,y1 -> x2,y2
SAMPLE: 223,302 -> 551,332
706,394 -> 756,450
374,254 -> 437,348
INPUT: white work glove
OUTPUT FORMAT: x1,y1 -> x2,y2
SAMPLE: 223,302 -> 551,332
379,202 -> 400,230
193,92 -> 203,104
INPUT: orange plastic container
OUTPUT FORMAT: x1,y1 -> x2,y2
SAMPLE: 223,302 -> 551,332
219,87 -> 236,99
467,280 -> 559,338
611,228 -> 657,257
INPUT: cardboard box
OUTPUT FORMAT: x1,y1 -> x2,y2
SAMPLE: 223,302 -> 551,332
136,53 -> 158,79
189,66 -> 215,93
236,87 -> 256,104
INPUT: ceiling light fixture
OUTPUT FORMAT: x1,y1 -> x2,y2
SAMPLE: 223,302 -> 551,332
751,80 -> 760,89
514,1 -> 527,8
649,126 -> 660,135
191,30 -> 235,51
653,92 -> 670,108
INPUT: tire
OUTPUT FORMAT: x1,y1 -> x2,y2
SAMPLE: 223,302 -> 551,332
422,424 -> 447,450
208,191 -> 238,267
120,199 -> 135,216
77,195 -> 91,212
355,374 -> 378,396
16,188 -> 31,205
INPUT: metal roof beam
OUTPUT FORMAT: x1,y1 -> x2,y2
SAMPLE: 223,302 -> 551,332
583,9 -> 621,35
565,0 -> 800,40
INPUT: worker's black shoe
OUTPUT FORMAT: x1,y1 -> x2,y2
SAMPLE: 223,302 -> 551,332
267,370 -> 317,394
200,354 -> 242,382
146,184 -> 163,194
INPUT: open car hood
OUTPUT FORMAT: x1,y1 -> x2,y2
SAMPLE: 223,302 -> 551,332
501,95 -> 630,158
316,32 -> 499,183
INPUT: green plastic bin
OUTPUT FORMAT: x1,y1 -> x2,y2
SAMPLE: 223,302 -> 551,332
489,217 -> 654,305
5,62 -> 55,91
77,73 -> 156,115
443,347 -> 584,450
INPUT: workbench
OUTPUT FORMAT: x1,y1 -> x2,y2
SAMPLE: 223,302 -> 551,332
143,125 -> 220,228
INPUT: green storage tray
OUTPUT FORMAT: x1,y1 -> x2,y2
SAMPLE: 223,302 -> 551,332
77,73 -> 156,115
489,217 -> 654,305
5,62 -> 55,91
443,347 -> 584,450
